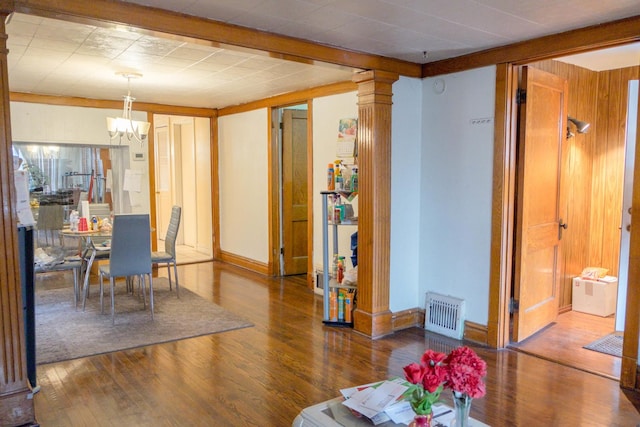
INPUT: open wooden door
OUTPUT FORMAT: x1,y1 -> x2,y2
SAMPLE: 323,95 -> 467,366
513,66 -> 568,341
282,109 -> 308,275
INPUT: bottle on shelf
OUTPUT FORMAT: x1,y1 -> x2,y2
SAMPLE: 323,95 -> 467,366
327,163 -> 335,190
338,290 -> 345,321
329,290 -> 338,321
351,167 -> 358,192
342,166 -> 352,191
344,290 -> 354,323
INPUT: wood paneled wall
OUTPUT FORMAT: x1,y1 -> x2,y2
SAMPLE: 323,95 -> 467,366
529,60 -> 639,309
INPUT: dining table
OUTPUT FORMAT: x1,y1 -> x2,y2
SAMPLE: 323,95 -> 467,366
60,228 -> 112,307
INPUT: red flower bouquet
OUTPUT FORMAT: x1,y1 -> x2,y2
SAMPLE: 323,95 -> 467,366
402,346 -> 486,420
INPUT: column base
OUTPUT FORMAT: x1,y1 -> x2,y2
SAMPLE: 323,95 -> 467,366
353,308 -> 393,339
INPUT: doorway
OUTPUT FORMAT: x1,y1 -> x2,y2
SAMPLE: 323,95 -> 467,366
153,114 -> 213,264
273,104 -> 309,276
507,55 -> 639,380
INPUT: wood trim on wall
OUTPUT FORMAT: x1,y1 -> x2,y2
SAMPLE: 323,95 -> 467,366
10,92 -> 217,117
464,321 -> 489,345
487,63 -> 517,349
211,115 -> 221,260
422,14 -> 640,78
306,100 -> 315,290
268,108 -> 278,276
218,250 -> 269,276
14,0 -> 421,78
146,112 -> 158,252
392,307 -> 424,332
219,81 -> 358,117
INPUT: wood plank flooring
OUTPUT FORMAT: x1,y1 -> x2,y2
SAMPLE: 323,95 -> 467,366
32,262 -> 640,426
509,310 -> 621,380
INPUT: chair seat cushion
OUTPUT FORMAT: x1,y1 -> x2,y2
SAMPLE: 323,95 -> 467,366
151,251 -> 173,262
35,260 -> 82,273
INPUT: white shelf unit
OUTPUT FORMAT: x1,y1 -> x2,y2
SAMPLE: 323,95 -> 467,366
321,190 -> 357,327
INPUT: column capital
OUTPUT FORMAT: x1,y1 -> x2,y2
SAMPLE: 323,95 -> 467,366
352,70 -> 399,85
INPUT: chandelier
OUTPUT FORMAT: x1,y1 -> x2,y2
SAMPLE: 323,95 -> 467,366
106,72 -> 151,144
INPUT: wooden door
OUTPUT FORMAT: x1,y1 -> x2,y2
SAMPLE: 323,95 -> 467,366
282,109 -> 308,275
513,67 -> 568,341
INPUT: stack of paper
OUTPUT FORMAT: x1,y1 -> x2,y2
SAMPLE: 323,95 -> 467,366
340,379 -> 455,426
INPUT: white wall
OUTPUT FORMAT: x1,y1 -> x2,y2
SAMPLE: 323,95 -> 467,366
420,66 -> 496,324
389,77 -> 423,312
218,109 -> 269,263
312,92 -> 359,275
10,101 -> 150,214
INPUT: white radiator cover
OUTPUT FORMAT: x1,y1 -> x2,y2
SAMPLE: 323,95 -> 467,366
424,292 -> 466,339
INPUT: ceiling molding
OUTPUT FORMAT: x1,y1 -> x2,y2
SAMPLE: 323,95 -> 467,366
422,14 -> 640,77
218,80 -> 357,117
10,92 -> 217,117
13,0 -> 422,78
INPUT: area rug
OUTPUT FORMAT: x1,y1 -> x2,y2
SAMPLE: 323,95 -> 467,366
583,333 -> 623,357
35,277 -> 253,364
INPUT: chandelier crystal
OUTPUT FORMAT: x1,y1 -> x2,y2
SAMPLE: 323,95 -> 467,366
106,72 -> 150,144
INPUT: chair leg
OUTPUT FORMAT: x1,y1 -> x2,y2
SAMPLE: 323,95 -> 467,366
110,277 -> 116,326
166,263 -> 172,290
149,274 -> 154,320
172,261 -> 179,298
140,275 -> 147,309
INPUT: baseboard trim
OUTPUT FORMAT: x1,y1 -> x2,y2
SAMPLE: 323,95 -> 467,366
463,321 -> 489,345
218,251 -> 269,275
392,307 -> 425,331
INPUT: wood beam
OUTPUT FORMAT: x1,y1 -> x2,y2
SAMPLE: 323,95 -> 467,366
0,6 -> 37,425
422,14 -> 640,77
14,0 -> 421,78
351,70 -> 398,339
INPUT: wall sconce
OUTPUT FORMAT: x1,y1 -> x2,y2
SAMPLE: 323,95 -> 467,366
567,116 -> 590,139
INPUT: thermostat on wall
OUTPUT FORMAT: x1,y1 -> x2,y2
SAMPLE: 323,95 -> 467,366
133,152 -> 145,161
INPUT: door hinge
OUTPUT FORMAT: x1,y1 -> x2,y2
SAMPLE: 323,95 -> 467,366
509,298 -> 519,314
279,122 -> 284,130
516,89 -> 526,104
280,247 -> 284,255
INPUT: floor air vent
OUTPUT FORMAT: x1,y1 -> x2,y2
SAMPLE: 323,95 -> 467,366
424,292 -> 465,339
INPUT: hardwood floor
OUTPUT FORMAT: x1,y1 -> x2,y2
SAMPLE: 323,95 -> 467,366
509,310 -> 621,380
33,262 -> 640,426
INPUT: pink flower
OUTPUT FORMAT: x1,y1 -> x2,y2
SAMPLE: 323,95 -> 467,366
445,346 -> 487,398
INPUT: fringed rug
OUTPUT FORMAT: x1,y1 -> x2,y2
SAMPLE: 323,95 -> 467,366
583,333 -> 623,358
35,277 -> 253,364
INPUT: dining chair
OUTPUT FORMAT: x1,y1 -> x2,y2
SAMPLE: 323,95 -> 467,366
34,204 -> 83,306
151,205 -> 181,297
98,214 -> 153,325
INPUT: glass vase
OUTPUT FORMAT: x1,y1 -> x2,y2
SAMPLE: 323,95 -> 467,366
408,413 -> 432,427
451,391 -> 472,427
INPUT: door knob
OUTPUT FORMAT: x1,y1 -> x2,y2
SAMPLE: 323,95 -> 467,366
559,219 -> 568,239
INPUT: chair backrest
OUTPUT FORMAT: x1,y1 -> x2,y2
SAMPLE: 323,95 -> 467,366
37,205 -> 64,231
109,214 -> 152,277
36,204 -> 64,248
164,206 -> 182,258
